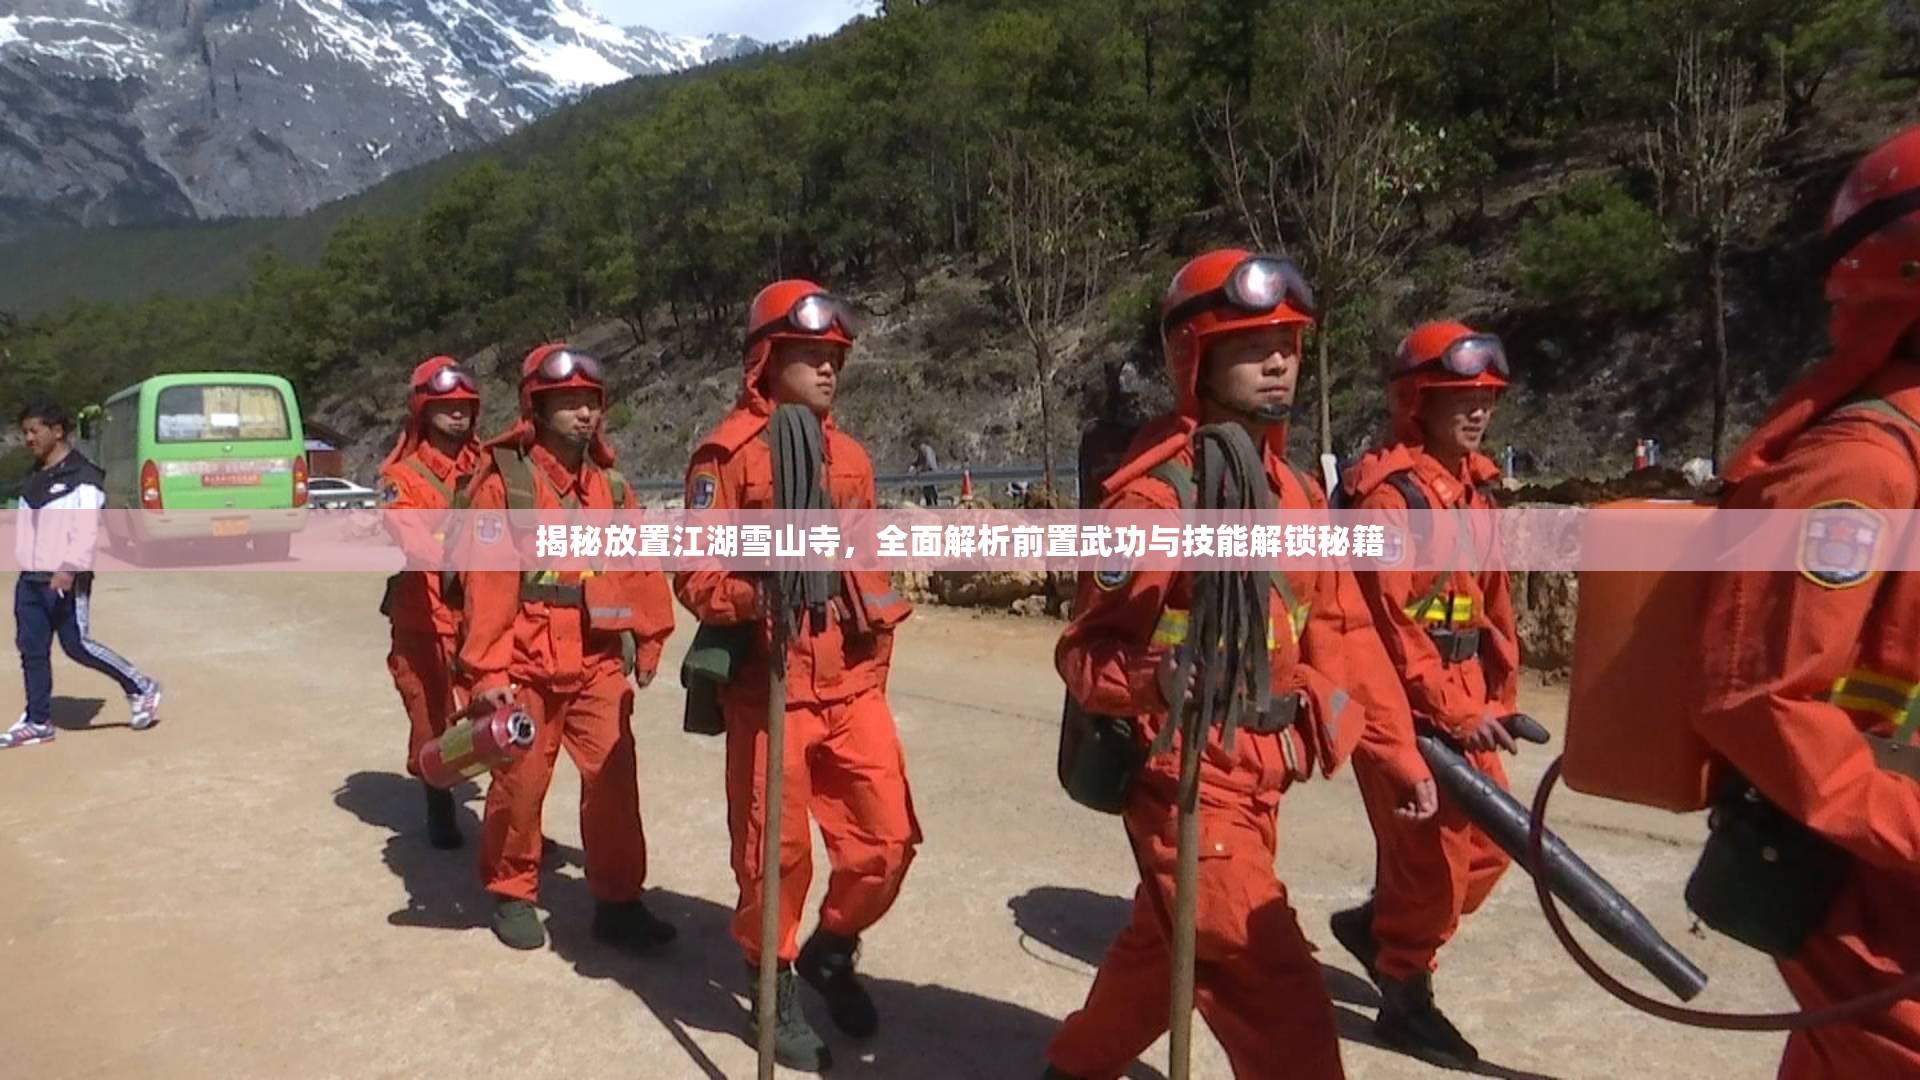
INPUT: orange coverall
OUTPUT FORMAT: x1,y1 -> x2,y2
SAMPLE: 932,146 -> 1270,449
1698,361 -> 1920,1079
458,443 -> 675,905
381,441 -> 475,779
1047,420 -> 1430,1080
1344,446 -> 1517,980
674,402 -> 919,968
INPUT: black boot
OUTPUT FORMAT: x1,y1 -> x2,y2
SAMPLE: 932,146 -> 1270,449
747,965 -> 832,1073
423,783 -> 462,850
1328,900 -> 1379,981
592,898 -> 678,953
797,929 -> 878,1038
1376,970 -> 1480,1071
1041,1067 -> 1086,1080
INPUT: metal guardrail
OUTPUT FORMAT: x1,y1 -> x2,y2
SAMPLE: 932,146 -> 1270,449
632,464 -> 1073,502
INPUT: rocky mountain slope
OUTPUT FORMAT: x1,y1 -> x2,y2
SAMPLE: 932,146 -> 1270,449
0,0 -> 756,241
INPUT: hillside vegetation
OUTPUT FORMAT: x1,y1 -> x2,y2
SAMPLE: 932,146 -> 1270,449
3,0 -> 1916,485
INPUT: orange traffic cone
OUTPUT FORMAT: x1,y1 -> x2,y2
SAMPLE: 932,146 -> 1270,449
960,467 -> 973,500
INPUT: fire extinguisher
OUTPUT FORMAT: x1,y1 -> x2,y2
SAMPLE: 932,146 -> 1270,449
418,694 -> 537,789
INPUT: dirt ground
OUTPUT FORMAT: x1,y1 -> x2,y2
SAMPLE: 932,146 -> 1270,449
0,572 -> 1796,1079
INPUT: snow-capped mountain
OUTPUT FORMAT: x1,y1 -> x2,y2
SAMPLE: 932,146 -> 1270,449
622,25 -> 758,69
0,0 -> 760,242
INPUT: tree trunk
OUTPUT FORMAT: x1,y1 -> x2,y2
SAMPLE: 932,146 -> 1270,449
1144,16 -> 1156,99
1549,0 -> 1560,96
1708,241 -> 1729,471
1036,336 -> 1058,499
1317,320 -> 1333,458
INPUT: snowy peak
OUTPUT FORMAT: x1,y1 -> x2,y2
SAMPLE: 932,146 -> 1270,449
0,0 -> 765,238
622,25 -> 760,69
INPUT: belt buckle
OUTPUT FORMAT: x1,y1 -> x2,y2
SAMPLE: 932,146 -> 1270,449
1868,733 -> 1920,780
1251,690 -> 1301,735
1430,627 -> 1480,665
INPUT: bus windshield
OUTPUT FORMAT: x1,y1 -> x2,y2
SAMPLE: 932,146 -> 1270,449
155,384 -> 291,443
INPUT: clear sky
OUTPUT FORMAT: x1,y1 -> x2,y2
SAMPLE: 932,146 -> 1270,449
588,0 -> 880,43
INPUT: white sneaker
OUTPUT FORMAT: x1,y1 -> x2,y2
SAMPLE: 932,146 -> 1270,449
0,715 -> 55,749
129,683 -> 163,731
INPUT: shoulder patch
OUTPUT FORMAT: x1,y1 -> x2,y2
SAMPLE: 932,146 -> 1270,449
1095,565 -> 1131,591
1798,500 -> 1887,589
474,512 -> 505,546
1378,525 -> 1406,567
688,470 -> 718,511
379,482 -> 401,506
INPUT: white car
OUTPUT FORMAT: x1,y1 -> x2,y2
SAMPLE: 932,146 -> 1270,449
306,477 -> 382,510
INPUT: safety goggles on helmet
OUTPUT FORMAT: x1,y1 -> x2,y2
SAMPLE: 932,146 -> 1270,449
1163,255 -> 1317,332
1392,332 -> 1509,381
747,293 -> 858,348
415,364 -> 478,396
533,349 -> 604,385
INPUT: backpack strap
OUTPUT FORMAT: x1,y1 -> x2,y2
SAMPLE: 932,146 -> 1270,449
492,446 -> 542,524
1147,460 -> 1196,512
402,456 -> 454,504
487,445 -> 608,607
1146,457 -> 1310,642
1829,394 -> 1920,441
1384,469 -> 1453,623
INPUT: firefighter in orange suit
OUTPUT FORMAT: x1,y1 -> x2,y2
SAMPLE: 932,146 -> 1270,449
458,344 -> 677,953
1042,250 -> 1438,1080
1691,126 -> 1920,1079
380,355 -> 480,849
1332,320 -> 1521,1069
675,280 -> 919,1073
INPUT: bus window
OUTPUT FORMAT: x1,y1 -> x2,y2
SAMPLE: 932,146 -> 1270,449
156,384 -> 291,443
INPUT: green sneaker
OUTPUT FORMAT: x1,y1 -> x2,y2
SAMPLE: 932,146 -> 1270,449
491,899 -> 546,951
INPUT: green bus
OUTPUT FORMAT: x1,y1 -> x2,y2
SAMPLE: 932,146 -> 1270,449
98,372 -> 310,560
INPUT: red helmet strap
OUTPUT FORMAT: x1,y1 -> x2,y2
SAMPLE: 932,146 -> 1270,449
1823,186 -> 1920,274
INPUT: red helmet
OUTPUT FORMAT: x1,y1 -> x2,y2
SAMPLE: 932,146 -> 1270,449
1824,125 -> 1920,307
740,279 -> 856,411
518,343 -> 605,416
384,355 -> 479,466
1387,320 -> 1509,443
747,279 -> 857,353
1160,249 -> 1315,412
409,355 -> 479,408
505,343 -> 617,466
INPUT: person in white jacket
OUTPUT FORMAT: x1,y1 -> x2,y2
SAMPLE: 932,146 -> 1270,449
3,399 -> 162,748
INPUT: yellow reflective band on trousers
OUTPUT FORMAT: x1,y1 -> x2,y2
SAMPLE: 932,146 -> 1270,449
523,567 -> 603,586
1829,667 -> 1920,743
1407,594 -> 1474,624
1151,603 -> 1308,650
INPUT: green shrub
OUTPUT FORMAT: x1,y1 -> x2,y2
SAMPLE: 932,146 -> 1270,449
0,446 -> 36,504
1511,176 -> 1672,316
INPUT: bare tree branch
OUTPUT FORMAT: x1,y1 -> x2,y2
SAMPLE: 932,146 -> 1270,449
1641,33 -> 1778,469
1201,16 -> 1417,457
988,132 -> 1109,499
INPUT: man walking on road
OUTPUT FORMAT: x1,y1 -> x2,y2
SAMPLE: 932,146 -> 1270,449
677,279 -> 920,1072
378,356 -> 481,848
456,345 -> 679,952
4,398 -> 162,748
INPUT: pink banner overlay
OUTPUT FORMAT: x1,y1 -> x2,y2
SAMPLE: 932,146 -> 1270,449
0,505 -> 1909,577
